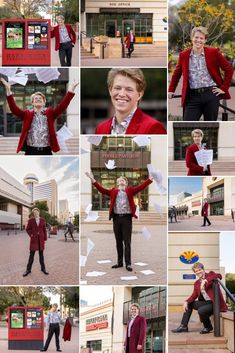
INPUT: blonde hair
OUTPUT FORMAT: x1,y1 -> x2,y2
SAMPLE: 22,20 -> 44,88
107,68 -> 146,92
191,26 -> 208,40
192,262 -> 204,272
130,302 -> 140,310
31,92 -> 46,104
191,129 -> 204,138
117,176 -> 128,186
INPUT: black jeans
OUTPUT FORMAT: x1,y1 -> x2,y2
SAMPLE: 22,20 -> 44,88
64,229 -> 75,241
127,43 -> 134,57
59,41 -> 73,66
25,145 -> 52,155
43,323 -> 60,351
183,88 -> 220,121
26,250 -> 46,271
203,216 -> 211,226
113,214 -> 132,266
181,300 -> 213,328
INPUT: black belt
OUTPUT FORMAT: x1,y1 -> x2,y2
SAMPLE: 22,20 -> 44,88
114,213 -> 132,217
27,145 -> 51,151
189,86 -> 215,94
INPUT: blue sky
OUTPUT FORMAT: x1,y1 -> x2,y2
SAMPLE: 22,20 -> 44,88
169,177 -> 202,195
220,232 -> 235,274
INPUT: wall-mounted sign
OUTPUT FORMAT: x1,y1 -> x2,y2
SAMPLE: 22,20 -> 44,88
86,314 -> 109,331
192,201 -> 201,207
183,274 -> 196,280
179,250 -> 199,264
109,2 -> 131,6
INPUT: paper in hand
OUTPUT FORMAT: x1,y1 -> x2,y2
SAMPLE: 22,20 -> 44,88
8,74 -> 28,86
135,205 -> 140,219
133,136 -> 151,147
142,226 -> 152,240
87,136 -> 103,146
105,160 -> 117,169
0,68 -> 18,77
147,164 -> 162,184
194,149 -> 213,167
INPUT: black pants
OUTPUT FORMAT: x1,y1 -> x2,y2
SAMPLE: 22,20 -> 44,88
59,41 -> 73,66
126,337 -> 130,353
183,88 -> 220,121
181,300 -> 213,328
64,229 -> 75,241
127,43 -> 134,57
26,250 -> 46,271
25,145 -> 52,155
113,214 -> 132,266
43,323 -> 60,351
203,216 -> 211,226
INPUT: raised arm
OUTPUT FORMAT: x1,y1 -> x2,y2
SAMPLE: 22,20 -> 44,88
1,78 -> 25,119
131,178 -> 153,195
85,171 -> 111,196
52,90 -> 76,118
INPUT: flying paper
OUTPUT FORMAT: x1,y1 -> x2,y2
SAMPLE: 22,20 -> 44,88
154,203 -> 163,216
147,164 -> 162,184
56,125 -> 73,153
80,148 -> 90,155
87,136 -> 103,146
87,238 -> 95,257
84,211 -> 99,222
36,68 -> 61,83
135,205 -> 140,219
8,73 -> 28,86
142,226 -> 152,240
85,204 -> 92,214
133,136 -> 151,147
86,271 -> 106,277
0,68 -> 18,77
80,255 -> 87,267
105,160 -> 117,169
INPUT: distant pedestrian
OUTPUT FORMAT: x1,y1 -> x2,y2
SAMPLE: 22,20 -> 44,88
64,221 -> 75,242
231,209 -> 234,222
201,199 -> 211,227
125,29 -> 135,58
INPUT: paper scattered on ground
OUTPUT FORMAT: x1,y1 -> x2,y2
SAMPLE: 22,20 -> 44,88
87,136 -> 103,146
97,260 -> 112,264
132,136 -> 151,147
86,271 -> 106,277
120,276 -> 138,281
134,262 -> 148,267
84,211 -> 99,222
80,255 -> 87,267
142,226 -> 152,240
105,159 -> 117,169
140,270 -> 155,275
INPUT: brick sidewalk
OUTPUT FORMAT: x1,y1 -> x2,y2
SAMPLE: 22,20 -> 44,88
81,56 -> 167,67
80,223 -> 167,285
0,326 -> 79,353
0,230 -> 79,285
168,216 -> 235,232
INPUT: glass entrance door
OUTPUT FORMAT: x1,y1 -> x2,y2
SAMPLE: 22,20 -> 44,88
105,20 -> 117,37
123,20 -> 135,37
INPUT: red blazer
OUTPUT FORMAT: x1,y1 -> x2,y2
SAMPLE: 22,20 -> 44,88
125,33 -> 136,48
124,315 -> 146,353
93,178 -> 153,219
26,217 -> 47,252
62,318 -> 72,341
6,92 -> 75,153
202,202 -> 209,217
95,108 -> 166,135
186,271 -> 228,312
168,47 -> 234,106
51,24 -> 76,51
186,144 -> 212,176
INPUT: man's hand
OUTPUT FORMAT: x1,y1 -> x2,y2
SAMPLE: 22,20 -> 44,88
200,279 -> 208,290
212,87 -> 225,96
149,174 -> 154,181
69,80 -> 79,92
137,345 -> 142,350
168,92 -> 174,99
0,77 -> 12,95
85,171 -> 95,183
183,301 -> 188,312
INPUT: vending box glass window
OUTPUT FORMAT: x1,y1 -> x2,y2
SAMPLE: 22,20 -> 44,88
5,22 -> 25,49
28,22 -> 48,50
10,309 -> 25,329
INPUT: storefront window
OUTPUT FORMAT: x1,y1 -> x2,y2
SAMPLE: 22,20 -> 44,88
87,340 -> 102,351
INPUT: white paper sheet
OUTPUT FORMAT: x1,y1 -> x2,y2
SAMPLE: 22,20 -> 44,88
105,159 -> 117,169
194,149 -> 213,167
135,205 -> 140,219
97,260 -> 112,264
120,276 -> 138,281
87,136 -> 103,146
0,68 -> 18,77
80,281 -> 87,284
154,203 -> 163,217
87,238 -> 95,257
80,148 -> 90,154
8,74 -> 28,86
57,125 -> 73,141
147,164 -> 163,184
140,270 -> 155,275
142,226 -> 152,240
80,255 -> 87,267
134,262 -> 148,266
84,211 -> 99,222
85,203 -> 92,214
132,136 -> 151,147
36,68 -> 61,83
19,68 -> 38,75
86,271 -> 106,277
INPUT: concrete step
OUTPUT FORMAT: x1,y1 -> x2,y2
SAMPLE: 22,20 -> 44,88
81,46 -> 98,59
169,161 -> 235,175
169,349 -> 229,353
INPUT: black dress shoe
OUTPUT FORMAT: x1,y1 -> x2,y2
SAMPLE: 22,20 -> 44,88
201,225 -> 206,227
172,325 -> 188,333
23,270 -> 31,277
112,264 -> 123,269
200,326 -> 213,334
57,350 -> 62,352
126,265 -> 133,272
40,349 -> 47,352
41,269 -> 49,275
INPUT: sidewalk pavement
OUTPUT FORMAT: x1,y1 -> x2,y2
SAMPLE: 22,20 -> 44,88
0,325 -> 79,353
0,230 -> 79,285
0,38 -> 79,67
80,223 -> 167,285
168,216 -> 235,231
81,56 -> 167,67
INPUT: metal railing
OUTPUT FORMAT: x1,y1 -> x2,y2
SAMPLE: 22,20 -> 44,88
80,31 -> 106,59
213,278 -> 235,352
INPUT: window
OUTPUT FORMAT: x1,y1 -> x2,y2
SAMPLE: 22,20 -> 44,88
87,340 -> 102,351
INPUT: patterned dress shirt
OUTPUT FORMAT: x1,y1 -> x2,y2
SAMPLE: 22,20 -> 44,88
111,110 -> 136,135
59,26 -> 71,43
189,49 -> 216,89
113,189 -> 131,214
27,110 -> 50,147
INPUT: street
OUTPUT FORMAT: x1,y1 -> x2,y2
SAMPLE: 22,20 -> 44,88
0,230 -> 79,285
168,216 -> 235,231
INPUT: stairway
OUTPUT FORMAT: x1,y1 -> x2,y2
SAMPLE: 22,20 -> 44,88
169,160 -> 235,175
81,210 -> 166,225
130,44 -> 167,58
81,46 -> 98,59
168,312 -> 229,353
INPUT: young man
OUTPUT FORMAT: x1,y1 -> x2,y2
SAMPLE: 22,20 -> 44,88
85,172 -> 153,271
168,26 -> 233,121
23,208 -> 48,277
51,15 -> 76,67
41,303 -> 62,352
64,221 -> 75,242
201,198 -> 211,227
186,129 -> 211,176
95,68 -> 166,135
172,262 -> 227,334
0,77 -> 78,155
124,303 -> 146,353
125,29 -> 135,58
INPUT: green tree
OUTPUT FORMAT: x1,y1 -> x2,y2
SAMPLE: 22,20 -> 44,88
30,201 -> 60,226
74,214 -> 79,230
5,0 -> 51,18
54,0 -> 79,23
226,273 -> 235,295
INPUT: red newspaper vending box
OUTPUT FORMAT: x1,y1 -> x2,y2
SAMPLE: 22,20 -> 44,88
2,19 -> 51,66
8,306 -> 44,350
